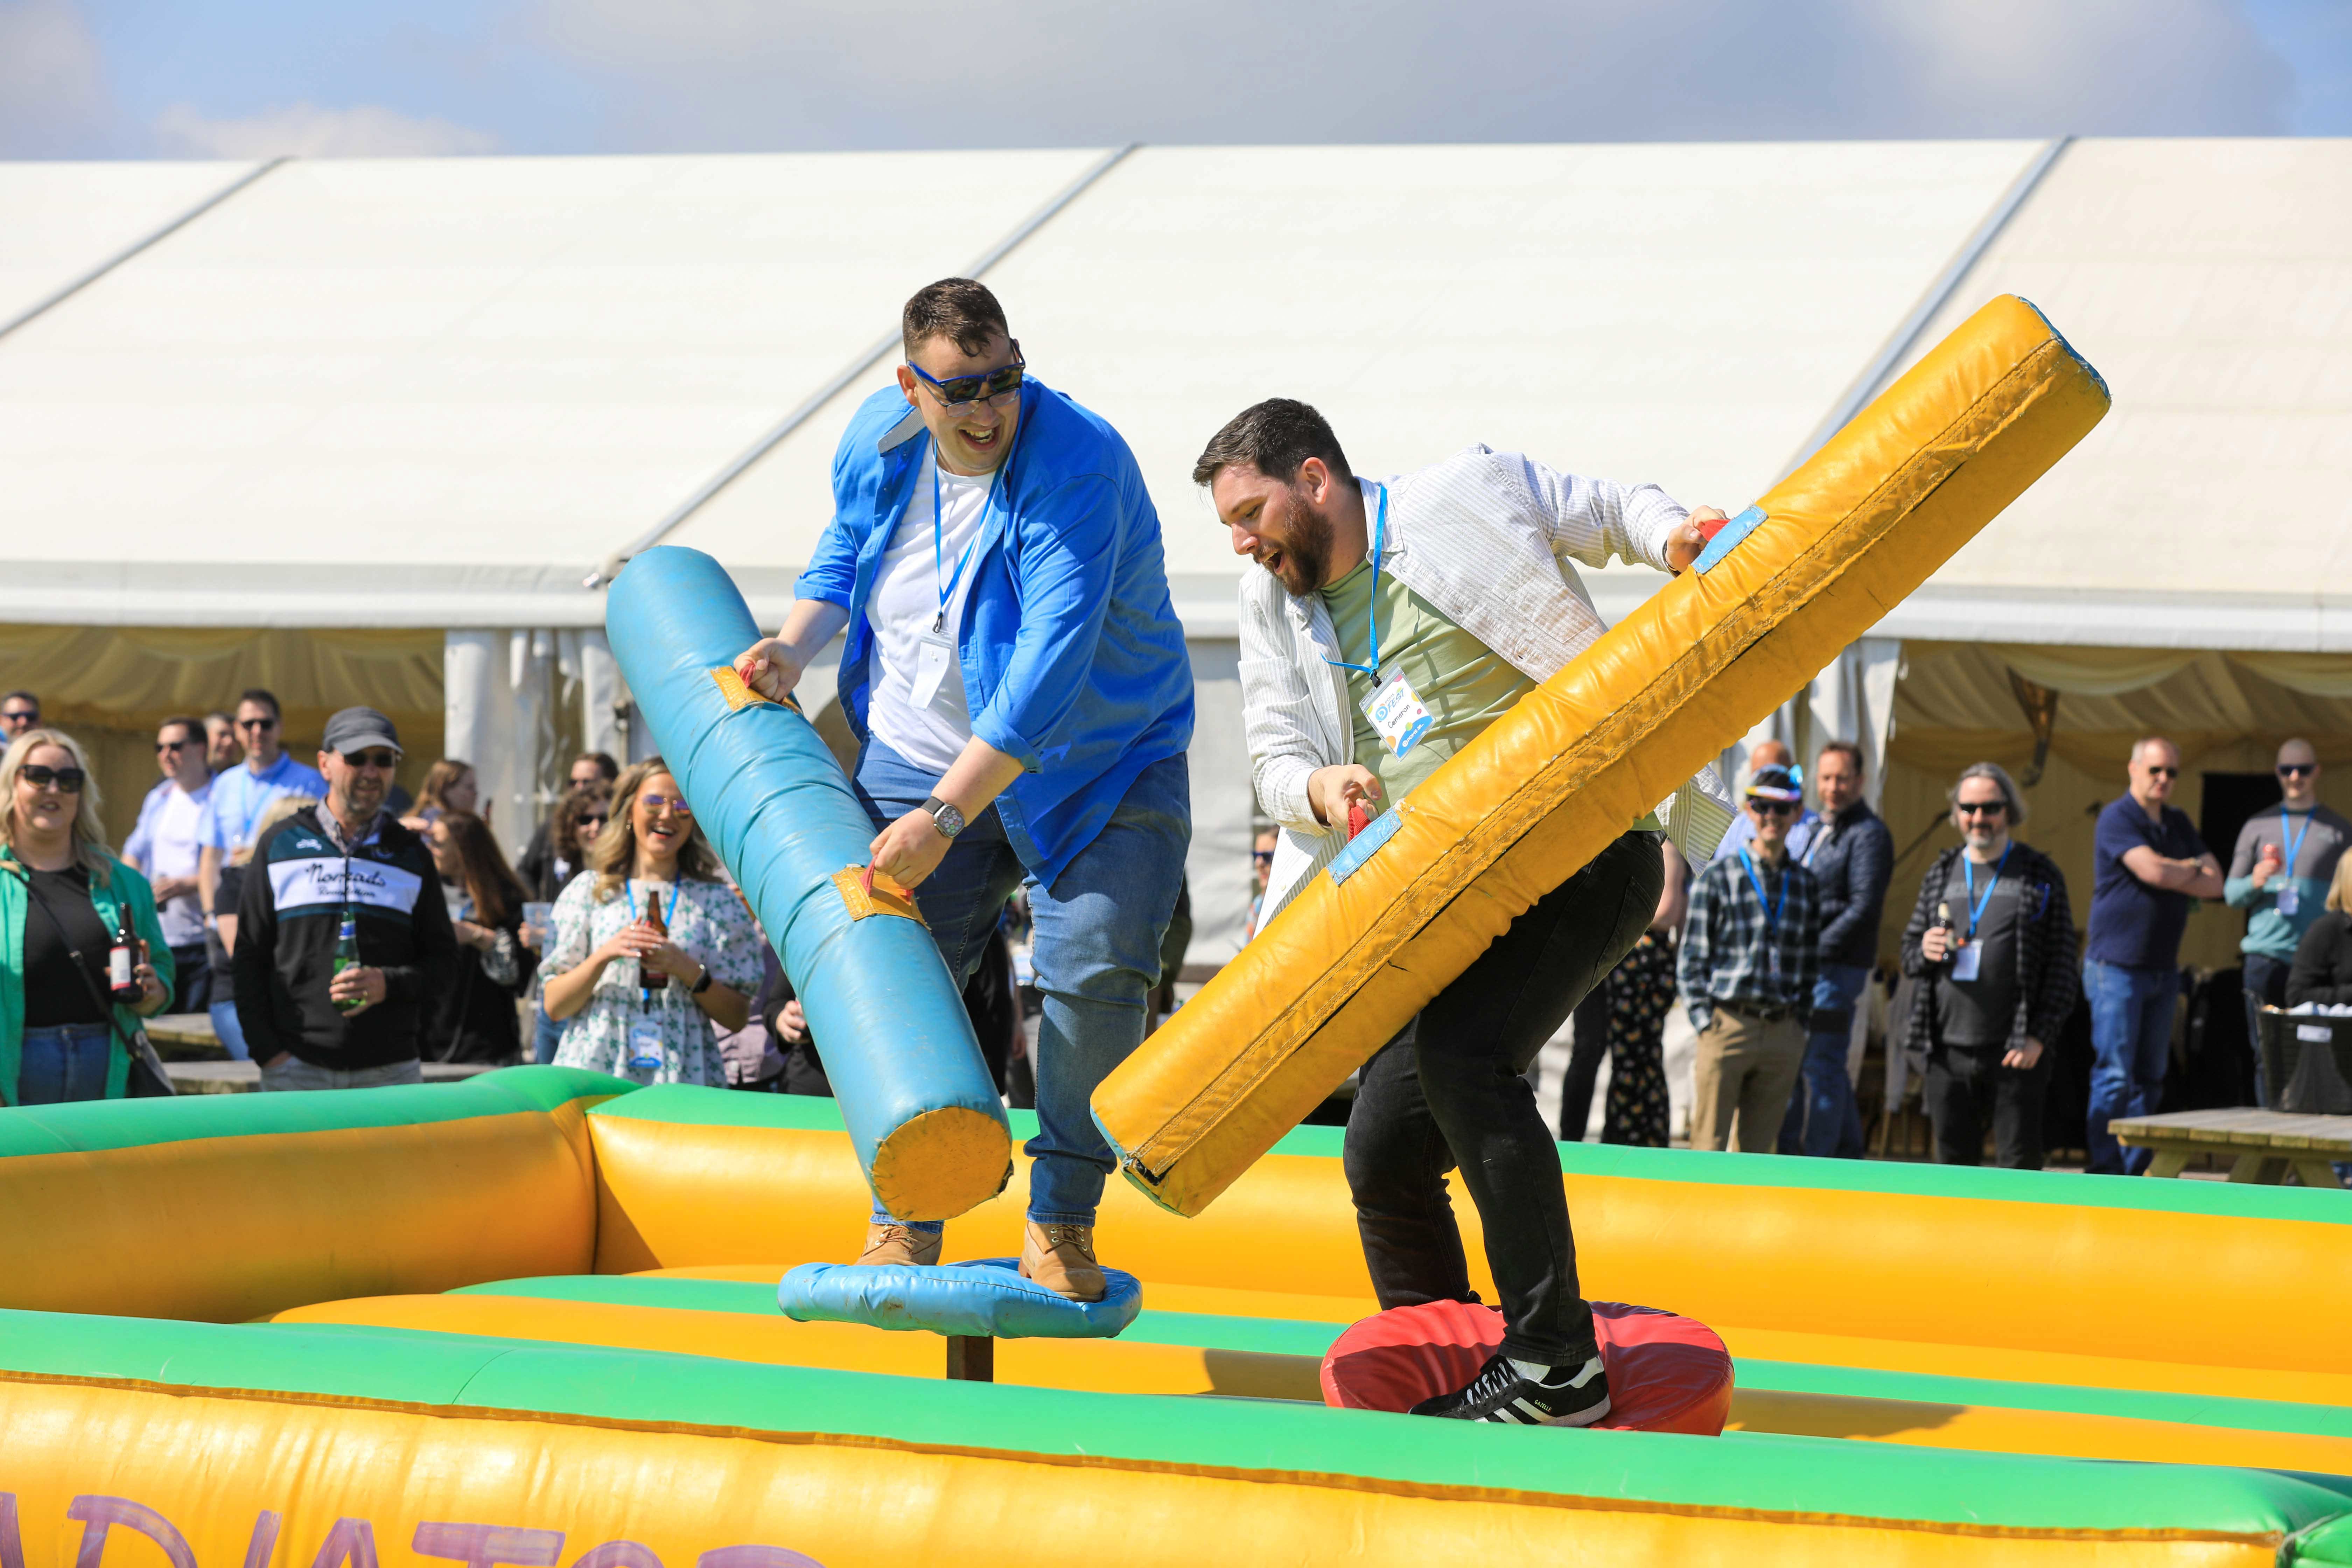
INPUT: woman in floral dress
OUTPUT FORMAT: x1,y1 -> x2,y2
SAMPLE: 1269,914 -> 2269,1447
542,758 -> 763,1086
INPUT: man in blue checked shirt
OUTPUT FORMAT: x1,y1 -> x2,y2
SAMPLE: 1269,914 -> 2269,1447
1679,765 -> 1823,1153
737,279 -> 1192,1303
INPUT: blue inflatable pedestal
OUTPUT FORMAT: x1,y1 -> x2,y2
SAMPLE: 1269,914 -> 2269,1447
778,1259 -> 1143,1382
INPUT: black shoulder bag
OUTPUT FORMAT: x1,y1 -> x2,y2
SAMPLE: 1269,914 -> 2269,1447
21,873 -> 178,1099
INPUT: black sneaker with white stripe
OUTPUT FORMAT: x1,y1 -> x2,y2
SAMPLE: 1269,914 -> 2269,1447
1407,1351 -> 1611,1427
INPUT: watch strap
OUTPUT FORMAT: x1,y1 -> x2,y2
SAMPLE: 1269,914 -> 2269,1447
921,795 -> 966,839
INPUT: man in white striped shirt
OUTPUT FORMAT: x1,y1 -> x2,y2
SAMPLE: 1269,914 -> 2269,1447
1201,398 -> 1732,1428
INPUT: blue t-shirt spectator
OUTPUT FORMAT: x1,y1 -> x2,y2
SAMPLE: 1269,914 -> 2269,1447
2086,794 -> 2207,969
198,752 -> 328,857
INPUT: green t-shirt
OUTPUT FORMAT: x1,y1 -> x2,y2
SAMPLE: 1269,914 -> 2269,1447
1319,558 -> 1536,813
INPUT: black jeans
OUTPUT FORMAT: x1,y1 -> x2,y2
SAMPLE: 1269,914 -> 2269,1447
1344,830 -> 1663,1366
1924,1043 -> 2053,1168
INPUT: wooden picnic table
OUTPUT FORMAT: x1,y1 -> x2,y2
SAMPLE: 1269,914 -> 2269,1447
2109,1108 -> 2351,1189
165,1060 -> 506,1095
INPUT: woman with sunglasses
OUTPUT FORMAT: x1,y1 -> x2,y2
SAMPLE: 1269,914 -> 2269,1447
541,760 -> 762,1085
524,784 -> 609,1063
0,730 -> 174,1104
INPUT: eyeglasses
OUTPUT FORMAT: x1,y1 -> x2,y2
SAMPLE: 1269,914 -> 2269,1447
340,749 -> 398,770
2143,764 -> 2178,779
156,739 -> 191,753
1747,799 -> 1798,818
906,346 -> 1026,413
20,764 -> 85,793
1956,800 -> 2007,817
641,794 -> 693,817
237,716 -> 277,732
2280,763 -> 2316,778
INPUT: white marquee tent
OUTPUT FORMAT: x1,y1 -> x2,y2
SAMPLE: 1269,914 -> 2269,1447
3,137 -> 2347,966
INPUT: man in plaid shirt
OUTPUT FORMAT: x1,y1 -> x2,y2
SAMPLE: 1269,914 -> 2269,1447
1679,765 -> 1823,1152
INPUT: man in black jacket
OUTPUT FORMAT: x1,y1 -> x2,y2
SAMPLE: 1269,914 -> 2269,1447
1779,741 -> 1894,1158
1900,762 -> 2079,1168
235,707 -> 457,1091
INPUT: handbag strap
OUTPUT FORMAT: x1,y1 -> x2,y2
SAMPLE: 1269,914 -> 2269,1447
21,869 -> 144,1058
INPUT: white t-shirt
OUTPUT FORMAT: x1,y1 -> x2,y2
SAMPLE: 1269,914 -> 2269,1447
865,453 -> 994,774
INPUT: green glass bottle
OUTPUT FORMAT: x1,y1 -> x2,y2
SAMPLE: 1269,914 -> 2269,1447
333,907 -> 362,1014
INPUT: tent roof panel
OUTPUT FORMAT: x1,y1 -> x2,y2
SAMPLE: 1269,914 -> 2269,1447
0,160 -> 257,329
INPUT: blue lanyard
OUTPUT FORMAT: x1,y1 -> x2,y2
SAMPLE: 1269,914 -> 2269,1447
2280,810 -> 2313,883
1737,847 -> 1786,929
1961,842 -> 2012,938
1325,483 -> 1391,680
930,452 -> 996,635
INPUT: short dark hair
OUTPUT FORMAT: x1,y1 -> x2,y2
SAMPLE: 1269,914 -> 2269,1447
577,751 -> 620,781
1192,399 -> 1353,489
902,278 -> 1009,359
237,688 -> 282,719
1816,740 -> 1864,776
159,715 -> 204,745
1,691 -> 35,709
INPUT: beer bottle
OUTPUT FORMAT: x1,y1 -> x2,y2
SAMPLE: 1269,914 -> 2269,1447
640,889 -> 670,991
333,908 -> 363,1014
1933,901 -> 1954,960
107,915 -> 141,1006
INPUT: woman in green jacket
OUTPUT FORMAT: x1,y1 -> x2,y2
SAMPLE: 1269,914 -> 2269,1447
0,729 -> 173,1104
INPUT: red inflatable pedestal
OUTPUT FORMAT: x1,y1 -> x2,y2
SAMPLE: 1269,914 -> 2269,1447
1320,1299 -> 1732,1435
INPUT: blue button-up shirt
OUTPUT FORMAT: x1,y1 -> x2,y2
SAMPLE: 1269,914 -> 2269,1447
797,379 -> 1194,889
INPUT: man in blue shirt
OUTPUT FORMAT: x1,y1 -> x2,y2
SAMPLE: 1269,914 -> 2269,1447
2083,735 -> 2222,1174
198,688 -> 328,940
738,279 -> 1192,1300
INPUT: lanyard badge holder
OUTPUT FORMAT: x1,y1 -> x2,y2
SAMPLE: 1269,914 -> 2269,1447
909,454 -> 995,712
1950,843 -> 2011,983
623,880 -> 666,1073
1327,485 -> 1433,762
1737,847 -> 1788,987
2275,811 -> 2311,918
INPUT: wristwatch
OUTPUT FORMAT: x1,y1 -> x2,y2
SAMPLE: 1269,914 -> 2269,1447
921,795 -> 967,840
691,964 -> 714,996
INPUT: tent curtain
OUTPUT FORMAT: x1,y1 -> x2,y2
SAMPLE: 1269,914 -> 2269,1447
1990,645 -> 2199,696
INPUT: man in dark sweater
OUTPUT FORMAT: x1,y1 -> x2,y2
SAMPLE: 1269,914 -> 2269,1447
234,707 -> 457,1090
1778,741 -> 1894,1158
1900,762 -> 2079,1168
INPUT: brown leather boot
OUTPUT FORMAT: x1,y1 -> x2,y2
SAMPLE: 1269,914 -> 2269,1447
1019,1220 -> 1105,1302
857,1222 -> 942,1268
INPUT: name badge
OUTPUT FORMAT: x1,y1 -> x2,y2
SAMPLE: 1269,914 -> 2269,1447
909,628 -> 956,710
2277,884 -> 2301,918
1362,668 -> 1433,757
1951,941 -> 1983,982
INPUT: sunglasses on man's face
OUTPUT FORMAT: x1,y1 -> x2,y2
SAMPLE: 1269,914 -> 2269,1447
1748,799 -> 1798,818
1956,799 -> 2007,817
156,738 -> 191,753
341,749 -> 398,770
238,716 -> 277,732
1,710 -> 35,725
907,348 -> 1026,413
2144,764 -> 2178,779
2280,763 -> 2317,778
579,812 -> 609,828
20,764 -> 84,793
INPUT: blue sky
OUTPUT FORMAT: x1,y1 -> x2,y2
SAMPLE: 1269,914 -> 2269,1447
4,0 -> 2347,159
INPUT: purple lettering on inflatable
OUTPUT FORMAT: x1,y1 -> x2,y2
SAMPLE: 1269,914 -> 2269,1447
695,1549 -> 825,1568
245,1512 -> 282,1568
309,1519 -> 380,1568
413,1524 -> 565,1568
572,1545 -> 662,1568
69,1497 -> 197,1568
0,1493 -> 24,1568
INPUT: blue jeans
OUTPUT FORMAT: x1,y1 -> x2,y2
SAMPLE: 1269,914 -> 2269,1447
531,1003 -> 564,1065
2083,959 -> 2176,1175
856,738 -> 1189,1230
208,999 -> 251,1062
1778,961 -> 1870,1158
19,1022 -> 115,1104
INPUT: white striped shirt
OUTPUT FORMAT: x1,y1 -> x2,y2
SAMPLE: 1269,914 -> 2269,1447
1241,446 -> 1733,924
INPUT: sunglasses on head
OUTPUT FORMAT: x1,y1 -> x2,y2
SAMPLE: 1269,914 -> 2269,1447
341,749 -> 397,770
2280,762 -> 2316,778
238,715 -> 277,731
1956,799 -> 2007,817
641,793 -> 693,817
1748,798 -> 1798,817
906,346 -> 1026,413
20,764 -> 84,793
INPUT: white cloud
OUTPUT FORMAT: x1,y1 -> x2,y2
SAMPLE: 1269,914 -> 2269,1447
527,0 -> 2294,149
153,100 -> 499,159
0,0 -> 108,155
